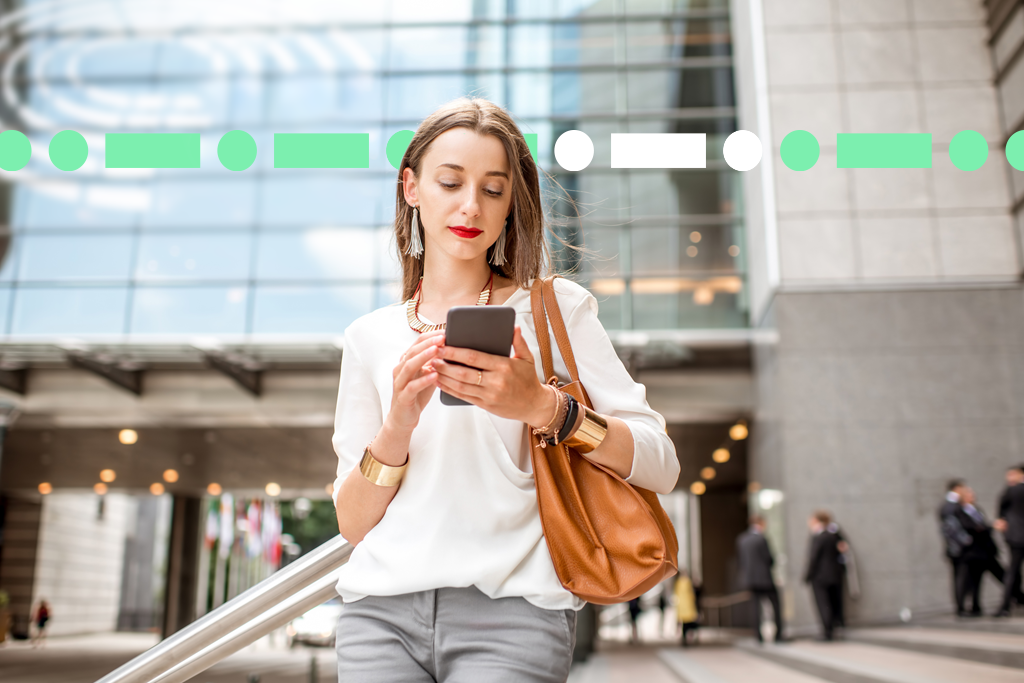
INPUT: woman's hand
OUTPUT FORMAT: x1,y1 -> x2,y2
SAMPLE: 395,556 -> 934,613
432,326 -> 558,427
386,330 -> 444,435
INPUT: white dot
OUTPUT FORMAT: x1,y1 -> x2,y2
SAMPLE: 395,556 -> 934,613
723,130 -> 762,172
554,130 -> 594,172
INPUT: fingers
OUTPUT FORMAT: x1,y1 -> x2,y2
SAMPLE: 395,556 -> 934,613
404,371 -> 438,397
440,345 -> 502,370
436,375 -> 483,404
431,359 -> 483,385
511,326 -> 533,361
395,344 -> 440,391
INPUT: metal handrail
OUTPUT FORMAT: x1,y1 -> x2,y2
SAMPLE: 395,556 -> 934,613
97,535 -> 353,683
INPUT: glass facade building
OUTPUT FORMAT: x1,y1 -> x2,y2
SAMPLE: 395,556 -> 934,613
0,0 -> 743,340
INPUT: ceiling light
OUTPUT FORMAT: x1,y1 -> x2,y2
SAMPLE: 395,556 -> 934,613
118,429 -> 138,445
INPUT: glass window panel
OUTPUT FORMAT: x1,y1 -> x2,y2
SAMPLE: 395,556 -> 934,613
270,75 -> 341,124
389,0 -> 474,23
0,239 -> 19,283
328,29 -> 387,71
632,289 -> 745,329
145,180 -> 256,228
579,226 -> 622,276
375,226 -> 402,281
388,27 -> 469,71
386,75 -> 468,121
261,175 -> 384,227
553,71 -> 617,115
553,22 -> 616,65
227,77 -> 268,126
0,286 -> 10,333
155,79 -> 230,130
629,170 -> 732,217
19,182 -> 148,230
12,287 -> 128,335
74,37 -> 161,78
157,39 -> 217,77
463,73 -> 506,108
135,233 -> 252,281
510,24 -> 552,69
131,286 -> 248,335
626,19 -> 732,62
509,72 -> 552,118
632,226 -> 679,275
255,228 -> 376,281
624,0 -> 729,14
375,281 -> 402,309
252,285 -> 373,334
628,67 -> 734,110
19,233 -> 134,281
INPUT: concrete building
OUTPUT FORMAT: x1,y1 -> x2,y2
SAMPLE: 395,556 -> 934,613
0,0 -> 1019,640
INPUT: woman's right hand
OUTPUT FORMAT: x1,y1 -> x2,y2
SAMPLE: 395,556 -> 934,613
386,330 -> 444,435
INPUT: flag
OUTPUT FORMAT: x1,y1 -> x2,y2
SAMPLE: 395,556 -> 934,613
218,493 -> 234,559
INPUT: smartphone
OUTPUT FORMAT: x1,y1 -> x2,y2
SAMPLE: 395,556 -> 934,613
440,306 -> 517,406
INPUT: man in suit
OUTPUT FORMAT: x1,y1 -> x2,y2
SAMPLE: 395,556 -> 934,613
804,511 -> 844,641
736,515 -> 786,643
956,486 -> 1004,616
997,465 -> 1024,617
939,479 -> 972,615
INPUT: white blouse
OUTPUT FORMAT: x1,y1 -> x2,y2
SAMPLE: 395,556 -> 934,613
331,277 -> 680,611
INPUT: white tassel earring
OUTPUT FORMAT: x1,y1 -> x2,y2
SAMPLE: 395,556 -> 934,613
490,215 -> 508,267
406,206 -> 423,258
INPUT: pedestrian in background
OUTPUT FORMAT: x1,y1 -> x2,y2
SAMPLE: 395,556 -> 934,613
627,597 -> 642,643
997,464 -> 1024,617
674,571 -> 699,647
31,600 -> 50,648
956,486 -> 1003,616
736,515 -> 786,643
939,479 -> 971,614
804,511 -> 844,641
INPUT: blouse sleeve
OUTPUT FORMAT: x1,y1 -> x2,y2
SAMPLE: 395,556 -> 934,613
560,282 -> 681,494
331,332 -> 385,507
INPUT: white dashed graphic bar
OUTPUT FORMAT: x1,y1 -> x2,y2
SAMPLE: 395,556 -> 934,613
610,133 -> 706,169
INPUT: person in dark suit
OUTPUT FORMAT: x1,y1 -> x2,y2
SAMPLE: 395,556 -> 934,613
939,479 -> 972,615
956,486 -> 1004,616
804,510 -> 844,641
997,465 -> 1024,617
736,515 -> 786,643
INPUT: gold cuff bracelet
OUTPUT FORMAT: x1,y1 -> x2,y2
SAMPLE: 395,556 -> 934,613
359,445 -> 408,487
562,406 -> 609,454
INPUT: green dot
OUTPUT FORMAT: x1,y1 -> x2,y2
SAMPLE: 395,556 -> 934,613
780,130 -> 820,172
387,130 -> 415,170
949,130 -> 988,171
49,130 -> 88,171
0,130 -> 31,171
1007,131 -> 1024,172
218,130 -> 257,171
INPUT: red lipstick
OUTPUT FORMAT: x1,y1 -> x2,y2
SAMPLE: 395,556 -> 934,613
448,225 -> 483,239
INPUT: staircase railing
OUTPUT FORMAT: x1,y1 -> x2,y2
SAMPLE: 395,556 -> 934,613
96,535 -> 353,683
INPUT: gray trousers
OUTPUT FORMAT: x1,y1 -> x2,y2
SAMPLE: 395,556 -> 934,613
335,586 -> 577,682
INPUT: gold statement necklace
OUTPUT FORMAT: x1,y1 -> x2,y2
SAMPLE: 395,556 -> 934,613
406,272 -> 494,333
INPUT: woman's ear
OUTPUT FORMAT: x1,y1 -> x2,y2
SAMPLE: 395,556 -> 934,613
402,166 -> 418,206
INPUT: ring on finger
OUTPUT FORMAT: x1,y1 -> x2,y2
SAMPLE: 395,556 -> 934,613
476,369 -> 483,386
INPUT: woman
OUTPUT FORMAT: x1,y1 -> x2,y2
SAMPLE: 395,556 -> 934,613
331,97 -> 679,682
674,571 -> 699,647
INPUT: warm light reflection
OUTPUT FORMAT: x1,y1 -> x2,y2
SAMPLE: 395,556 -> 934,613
266,482 -> 282,496
207,482 -> 223,496
118,429 -> 138,445
748,481 -> 762,493
701,466 -> 716,480
730,423 -> 749,440
590,278 -> 626,296
690,231 -> 702,243
693,287 -> 714,305
713,448 -> 730,463
592,276 -> 743,299
729,245 -> 741,257
150,483 -> 165,495
686,246 -> 698,257
38,482 -> 52,495
99,468 -> 116,483
690,481 -> 706,495
163,469 -> 179,483
94,482 -> 108,495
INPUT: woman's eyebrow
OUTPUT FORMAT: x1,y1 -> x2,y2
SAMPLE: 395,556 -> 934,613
436,162 -> 508,179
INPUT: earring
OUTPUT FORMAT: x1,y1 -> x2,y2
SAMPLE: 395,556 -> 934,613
406,206 -> 423,258
490,215 -> 508,267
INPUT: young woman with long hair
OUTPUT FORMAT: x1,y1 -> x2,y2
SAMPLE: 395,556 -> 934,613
331,97 -> 679,682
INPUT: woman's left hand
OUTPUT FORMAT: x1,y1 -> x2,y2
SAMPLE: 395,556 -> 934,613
432,326 -> 557,426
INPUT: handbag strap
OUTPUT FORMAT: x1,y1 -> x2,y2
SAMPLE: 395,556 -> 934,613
541,276 -> 580,384
530,278 -> 556,382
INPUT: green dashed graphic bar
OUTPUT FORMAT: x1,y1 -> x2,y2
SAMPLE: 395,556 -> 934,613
105,133 -> 200,168
274,133 -> 369,168
837,134 -> 932,169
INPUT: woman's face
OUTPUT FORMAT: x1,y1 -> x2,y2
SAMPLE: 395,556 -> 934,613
403,127 -> 513,266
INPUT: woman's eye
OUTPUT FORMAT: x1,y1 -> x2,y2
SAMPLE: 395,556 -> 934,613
440,182 -> 458,189
486,189 -> 503,197
438,181 -> 502,197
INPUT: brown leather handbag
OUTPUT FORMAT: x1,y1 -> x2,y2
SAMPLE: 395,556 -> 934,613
529,276 -> 679,605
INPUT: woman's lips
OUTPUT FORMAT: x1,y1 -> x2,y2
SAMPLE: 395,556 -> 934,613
448,226 -> 483,239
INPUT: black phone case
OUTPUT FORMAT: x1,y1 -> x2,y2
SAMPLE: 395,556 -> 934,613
440,306 -> 517,406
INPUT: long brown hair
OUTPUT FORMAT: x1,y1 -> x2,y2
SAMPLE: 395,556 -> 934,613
395,97 -> 550,300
